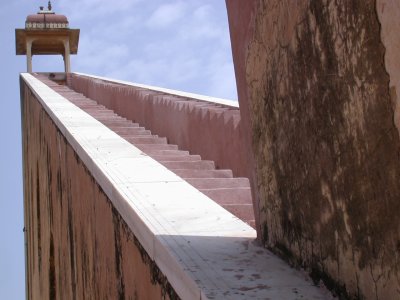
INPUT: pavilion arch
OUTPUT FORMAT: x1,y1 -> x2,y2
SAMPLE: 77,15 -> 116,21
28,37 -> 71,73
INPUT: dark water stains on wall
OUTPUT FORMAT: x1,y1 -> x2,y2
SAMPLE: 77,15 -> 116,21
245,0 -> 400,299
49,233 -> 56,300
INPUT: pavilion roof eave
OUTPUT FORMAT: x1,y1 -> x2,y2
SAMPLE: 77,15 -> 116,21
15,28 -> 80,55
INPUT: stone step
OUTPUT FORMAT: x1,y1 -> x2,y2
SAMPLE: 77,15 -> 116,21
113,128 -> 150,135
151,155 -> 201,162
91,115 -> 120,120
108,125 -> 141,131
144,150 -> 190,156
72,100 -> 100,106
81,107 -> 111,112
136,144 -> 179,151
199,188 -> 252,205
63,95 -> 91,100
75,103 -> 105,109
54,90 -> 77,94
101,120 -> 138,127
119,131 -> 152,137
89,112 -> 122,117
161,160 -> 215,170
186,178 -> 250,189
90,112 -> 121,117
173,169 -> 233,179
60,95 -> 85,100
222,204 -> 254,223
99,121 -> 135,127
86,108 -> 116,113
126,136 -> 167,145
86,112 -> 118,118
78,105 -> 109,114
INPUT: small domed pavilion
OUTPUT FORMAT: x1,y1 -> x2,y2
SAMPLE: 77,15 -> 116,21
15,1 -> 80,73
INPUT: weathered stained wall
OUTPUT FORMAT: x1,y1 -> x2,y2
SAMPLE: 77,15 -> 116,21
21,81 -> 179,300
68,74 -> 249,179
227,0 -> 400,299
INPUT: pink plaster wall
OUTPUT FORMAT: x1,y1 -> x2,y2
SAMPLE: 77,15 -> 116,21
21,81 -> 178,300
68,74 -> 250,180
226,1 -> 400,299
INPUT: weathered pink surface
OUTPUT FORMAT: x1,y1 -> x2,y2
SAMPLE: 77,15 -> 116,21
68,74 -> 249,180
226,0 -> 400,299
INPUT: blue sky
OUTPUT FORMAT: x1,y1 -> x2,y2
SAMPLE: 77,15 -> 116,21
0,1 -> 236,298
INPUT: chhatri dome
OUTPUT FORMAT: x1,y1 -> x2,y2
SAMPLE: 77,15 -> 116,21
26,2 -> 69,30
15,1 -> 79,73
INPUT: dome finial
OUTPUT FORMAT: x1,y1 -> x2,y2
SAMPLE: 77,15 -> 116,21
48,1 -> 52,11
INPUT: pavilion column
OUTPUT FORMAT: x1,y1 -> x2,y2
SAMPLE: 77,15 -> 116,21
62,54 -> 66,73
26,39 -> 33,72
63,38 -> 71,73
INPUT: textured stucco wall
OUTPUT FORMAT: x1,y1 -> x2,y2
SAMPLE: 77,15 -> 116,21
21,81 -> 179,300
227,0 -> 400,299
68,74 -> 249,179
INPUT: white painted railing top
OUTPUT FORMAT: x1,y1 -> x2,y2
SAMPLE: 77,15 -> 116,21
73,72 -> 240,108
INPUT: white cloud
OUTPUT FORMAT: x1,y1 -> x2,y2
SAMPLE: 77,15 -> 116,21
58,0 -> 144,22
146,1 -> 187,29
193,4 -> 213,21
51,0 -> 237,100
74,36 -> 130,73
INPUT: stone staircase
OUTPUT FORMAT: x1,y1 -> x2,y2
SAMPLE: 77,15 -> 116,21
37,76 -> 255,228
